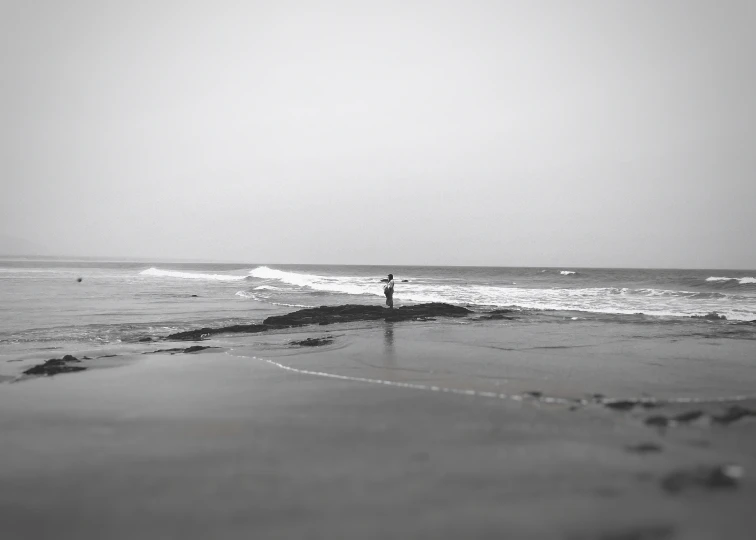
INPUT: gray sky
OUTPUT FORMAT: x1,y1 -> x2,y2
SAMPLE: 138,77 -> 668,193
2,0 -> 754,268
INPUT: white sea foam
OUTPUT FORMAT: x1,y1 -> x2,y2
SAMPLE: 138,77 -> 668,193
253,285 -> 285,291
560,270 -> 576,275
235,290 -> 312,308
706,276 -> 756,285
242,267 -> 756,321
140,267 -> 247,282
248,266 -> 379,296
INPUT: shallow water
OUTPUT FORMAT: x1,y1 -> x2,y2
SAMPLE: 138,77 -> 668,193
2,258 -> 755,358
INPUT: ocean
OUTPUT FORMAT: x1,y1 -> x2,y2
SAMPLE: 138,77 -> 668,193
2,258 -> 755,354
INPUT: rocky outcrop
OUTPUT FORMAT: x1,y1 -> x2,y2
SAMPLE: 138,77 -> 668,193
264,303 -> 472,327
145,346 -> 220,355
166,323 -> 268,341
290,336 -> 334,347
478,309 -> 519,321
165,303 -> 472,341
23,355 -> 86,376
661,465 -> 743,493
692,312 -> 727,321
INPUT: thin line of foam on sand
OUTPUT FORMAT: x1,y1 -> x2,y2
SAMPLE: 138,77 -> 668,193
246,354 -> 756,407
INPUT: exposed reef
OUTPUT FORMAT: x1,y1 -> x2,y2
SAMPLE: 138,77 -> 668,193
290,336 -> 334,347
23,355 -> 87,376
477,309 -> 519,321
166,303 -> 472,341
145,346 -> 220,355
661,465 -> 743,494
264,303 -> 472,327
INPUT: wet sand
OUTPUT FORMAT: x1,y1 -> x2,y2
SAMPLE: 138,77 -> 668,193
1,318 -> 755,539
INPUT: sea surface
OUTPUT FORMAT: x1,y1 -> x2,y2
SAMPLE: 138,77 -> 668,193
2,258 -> 755,353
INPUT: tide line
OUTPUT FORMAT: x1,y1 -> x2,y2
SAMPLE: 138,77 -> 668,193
252,355 -> 756,407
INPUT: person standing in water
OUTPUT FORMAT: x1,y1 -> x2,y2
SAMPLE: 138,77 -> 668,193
383,273 -> 395,309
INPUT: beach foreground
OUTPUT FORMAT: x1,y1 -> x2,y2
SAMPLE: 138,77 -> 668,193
2,315 -> 756,539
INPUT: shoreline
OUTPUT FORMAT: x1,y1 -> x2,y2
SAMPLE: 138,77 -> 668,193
2,304 -> 756,537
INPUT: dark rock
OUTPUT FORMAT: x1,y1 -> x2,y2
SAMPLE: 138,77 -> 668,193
264,303 -> 472,327
713,405 -> 756,425
660,464 -> 743,494
191,294 -> 199,297
147,346 -> 219,355
692,312 -> 727,321
645,416 -> 670,427
604,400 -> 659,411
98,354 -> 117,358
478,313 -> 518,320
290,336 -> 334,347
166,304 -> 471,341
23,356 -> 87,376
167,324 -> 267,341
605,400 -> 638,411
76,277 -> 83,283
625,443 -> 663,454
138,336 -> 154,342
183,345 -> 215,353
674,410 -> 705,423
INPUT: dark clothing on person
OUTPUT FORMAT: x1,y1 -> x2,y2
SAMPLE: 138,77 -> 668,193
384,276 -> 395,309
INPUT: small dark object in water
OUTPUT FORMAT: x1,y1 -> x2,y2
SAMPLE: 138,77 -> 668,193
660,464 -> 743,494
191,294 -> 199,297
76,277 -> 83,283
290,336 -> 334,347
524,391 -> 542,398
23,355 -> 86,376
625,443 -> 663,454
98,354 -> 117,358
645,416 -> 670,427
713,405 -> 756,425
138,336 -> 154,342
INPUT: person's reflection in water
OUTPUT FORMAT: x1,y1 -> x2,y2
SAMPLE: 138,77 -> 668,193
383,322 -> 397,378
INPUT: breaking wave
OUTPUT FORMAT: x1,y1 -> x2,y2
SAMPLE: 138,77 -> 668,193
706,276 -> 756,285
560,270 -> 577,275
241,267 -> 756,321
140,267 -> 247,282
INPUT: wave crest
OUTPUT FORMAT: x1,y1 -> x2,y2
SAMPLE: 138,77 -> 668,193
140,267 -> 247,282
706,276 -> 756,285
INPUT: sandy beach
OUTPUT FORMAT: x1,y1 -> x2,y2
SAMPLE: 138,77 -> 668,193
2,313 -> 755,540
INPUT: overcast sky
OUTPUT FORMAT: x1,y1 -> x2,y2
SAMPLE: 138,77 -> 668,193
2,1 -> 754,268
